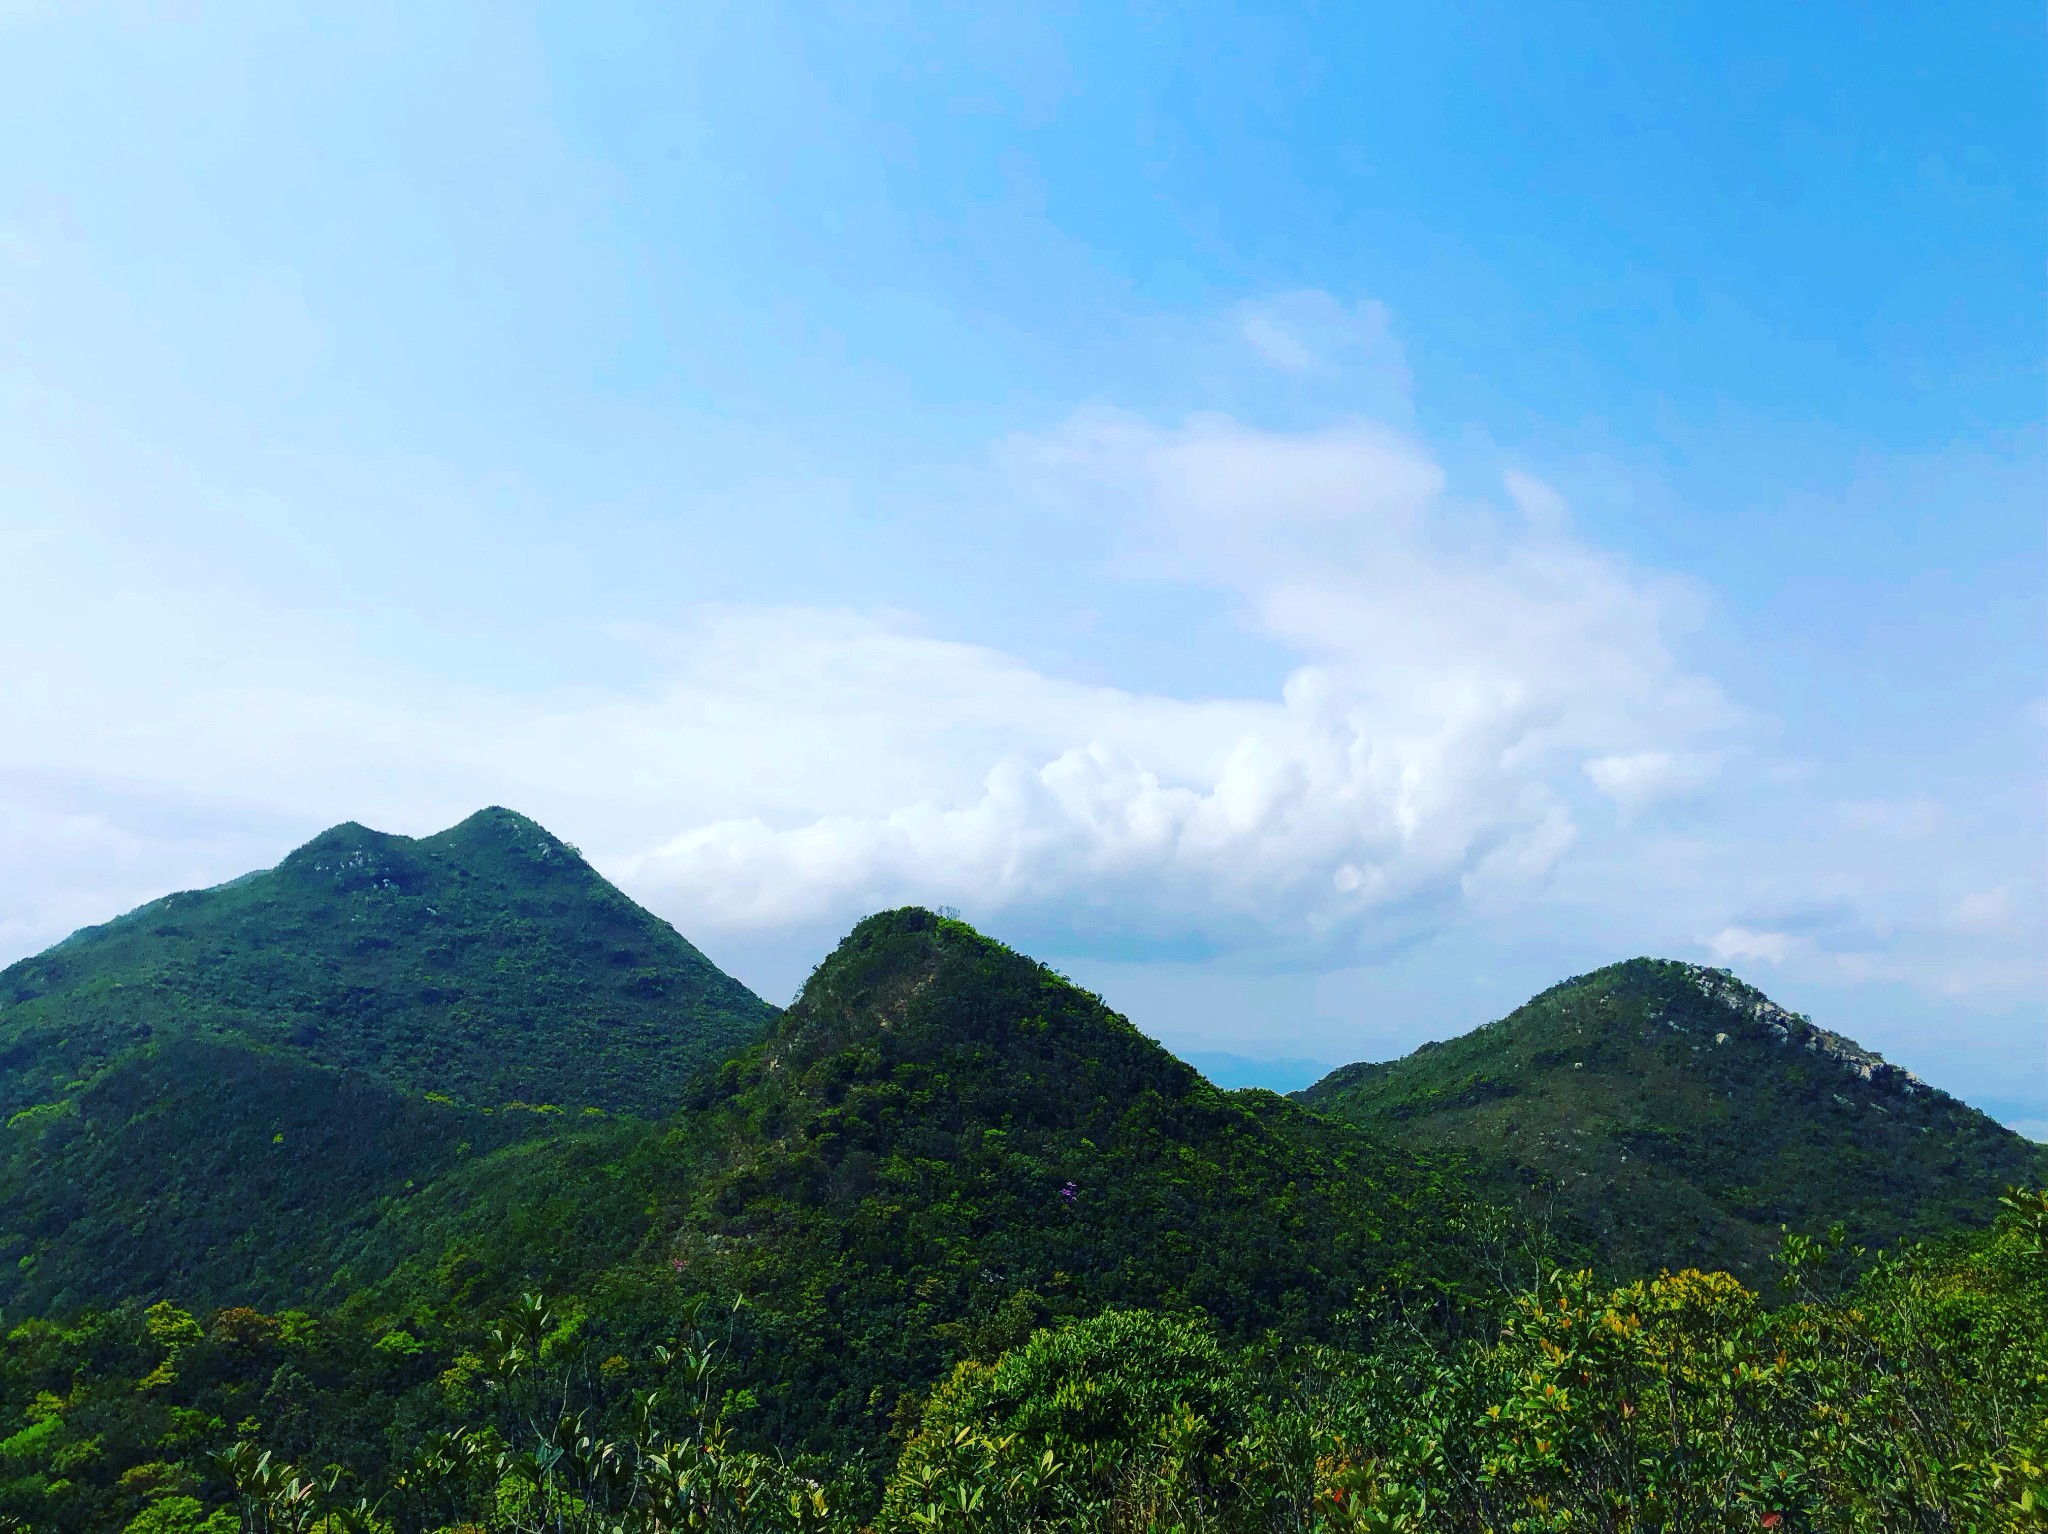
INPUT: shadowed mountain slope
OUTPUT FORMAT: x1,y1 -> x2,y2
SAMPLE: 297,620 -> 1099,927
0,1038 -> 537,1314
1296,958 -> 2047,1280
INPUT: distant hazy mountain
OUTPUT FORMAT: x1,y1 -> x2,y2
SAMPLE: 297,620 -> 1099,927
1296,958 -> 2047,1280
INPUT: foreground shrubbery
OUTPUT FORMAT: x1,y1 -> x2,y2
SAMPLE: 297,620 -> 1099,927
4,1193 -> 2043,1533
882,1196 -> 2048,1532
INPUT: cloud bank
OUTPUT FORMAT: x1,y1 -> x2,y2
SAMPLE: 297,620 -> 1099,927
0,404 -> 1734,961
620,413 -> 1733,945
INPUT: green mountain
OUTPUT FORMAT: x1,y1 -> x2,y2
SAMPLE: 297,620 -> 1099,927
0,1041 -> 530,1314
1,865 -> 1487,1450
0,806 -> 773,1117
343,908 -> 1488,1463
0,808 -> 776,1313
3,879 -> 2042,1532
1296,957 -> 2048,1280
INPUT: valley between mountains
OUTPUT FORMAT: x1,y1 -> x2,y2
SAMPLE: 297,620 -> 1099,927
1,808 -> 2042,1533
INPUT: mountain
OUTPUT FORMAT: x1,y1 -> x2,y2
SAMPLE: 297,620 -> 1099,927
346,908 -> 1489,1464
0,806 -> 773,1117
0,1040 -> 533,1313
0,808 -> 776,1312
2,894 -> 2040,1533
1296,957 -> 2048,1280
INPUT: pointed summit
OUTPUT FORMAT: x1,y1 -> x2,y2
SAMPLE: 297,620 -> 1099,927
756,905 -> 1203,1102
602,906 -> 1488,1446
1298,958 -> 2047,1279
0,808 -> 773,1117
0,808 -> 777,1312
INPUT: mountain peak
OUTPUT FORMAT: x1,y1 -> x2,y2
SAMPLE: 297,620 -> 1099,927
770,905 -> 1165,1082
1535,957 -> 1934,1102
1,809 -> 773,1119
796,905 -> 989,1009
652,907 -> 1480,1430
427,805 -> 575,858
1662,958 -> 1929,1096
275,819 -> 428,894
1299,957 -> 2045,1278
273,808 -> 588,896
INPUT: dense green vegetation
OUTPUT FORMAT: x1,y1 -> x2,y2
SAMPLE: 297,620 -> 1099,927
0,807 -> 773,1121
4,1194 -> 2041,1531
1298,959 -> 2048,1282
320,908 -> 1496,1473
0,1039 -> 524,1314
0,809 -> 776,1314
3,807 -> 2042,1529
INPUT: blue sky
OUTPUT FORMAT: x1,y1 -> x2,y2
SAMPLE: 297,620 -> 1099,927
2,2 -> 2042,1126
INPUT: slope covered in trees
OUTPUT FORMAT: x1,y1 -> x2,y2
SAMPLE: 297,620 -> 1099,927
0,806 -> 774,1120
1,820 -> 2041,1532
5,1188 -> 2042,1532
1297,957 -> 2048,1280
0,1039 -> 514,1314
336,908 -> 1494,1468
0,808 -> 777,1315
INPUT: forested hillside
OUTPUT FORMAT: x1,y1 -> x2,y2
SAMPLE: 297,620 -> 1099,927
0,808 -> 776,1314
5,1183 -> 2042,1532
1298,957 -> 2048,1281
0,816 -> 2041,1532
0,806 -> 773,1119
327,907 -> 1495,1467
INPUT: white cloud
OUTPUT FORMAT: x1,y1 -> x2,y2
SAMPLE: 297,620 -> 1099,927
1233,291 -> 1409,387
617,413 -> 1734,942
1238,313 -> 1319,372
2,286 -> 2033,1109
1501,469 -> 1571,534
1707,925 -> 1796,965
1584,749 -> 1722,814
1950,888 -> 2013,934
0,402 -> 1735,960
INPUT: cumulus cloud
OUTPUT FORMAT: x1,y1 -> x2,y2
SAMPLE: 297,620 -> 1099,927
620,413 -> 1734,944
19,287 -> 2030,1033
1584,749 -> 1722,815
1707,926 -> 1796,966
0,400 -> 1736,961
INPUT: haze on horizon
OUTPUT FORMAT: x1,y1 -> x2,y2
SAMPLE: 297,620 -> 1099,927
1,3 -> 2041,1133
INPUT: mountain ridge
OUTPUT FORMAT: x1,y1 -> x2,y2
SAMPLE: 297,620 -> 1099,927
4,809 -> 2038,1334
0,806 -> 774,1117
0,807 -> 779,1313
1296,955 -> 2047,1280
1,819 -> 2041,1518
341,907 -> 1492,1462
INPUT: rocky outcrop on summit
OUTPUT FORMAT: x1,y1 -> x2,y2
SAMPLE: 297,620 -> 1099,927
1299,957 -> 2046,1281
1675,962 -> 1927,1096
